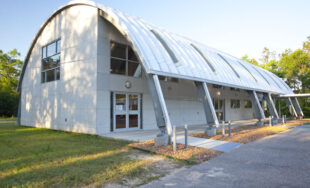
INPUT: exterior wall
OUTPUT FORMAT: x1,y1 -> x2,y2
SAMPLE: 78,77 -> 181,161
20,5 -> 98,134
21,6 -> 255,136
96,16 -> 255,135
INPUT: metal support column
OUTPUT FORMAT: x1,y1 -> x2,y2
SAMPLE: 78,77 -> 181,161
248,90 -> 265,125
195,82 -> 219,129
145,74 -> 172,136
264,93 -> 279,122
285,98 -> 298,118
291,97 -> 304,118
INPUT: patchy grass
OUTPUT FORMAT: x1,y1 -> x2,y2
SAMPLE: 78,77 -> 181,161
130,140 -> 222,164
0,119 -> 161,187
191,125 -> 291,144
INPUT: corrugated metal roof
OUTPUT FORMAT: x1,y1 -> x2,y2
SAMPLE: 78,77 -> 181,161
17,0 -> 294,95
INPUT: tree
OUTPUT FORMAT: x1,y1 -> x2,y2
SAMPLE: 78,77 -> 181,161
241,54 -> 259,66
278,49 -> 310,92
260,47 -> 276,64
0,49 -> 23,117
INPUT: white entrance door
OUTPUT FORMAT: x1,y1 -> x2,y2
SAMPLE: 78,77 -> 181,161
113,92 -> 140,131
213,98 -> 225,122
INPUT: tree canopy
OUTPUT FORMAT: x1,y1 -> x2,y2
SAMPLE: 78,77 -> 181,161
0,49 -> 23,117
242,37 -> 310,116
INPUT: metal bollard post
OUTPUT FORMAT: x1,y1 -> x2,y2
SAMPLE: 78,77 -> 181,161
184,124 -> 188,148
228,121 -> 231,136
269,116 -> 272,126
271,116 -> 273,126
173,126 -> 176,152
282,115 -> 285,125
222,121 -> 225,137
284,115 -> 287,123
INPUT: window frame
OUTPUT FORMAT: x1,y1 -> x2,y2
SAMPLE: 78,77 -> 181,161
230,99 -> 240,109
41,39 -> 61,83
110,41 -> 141,78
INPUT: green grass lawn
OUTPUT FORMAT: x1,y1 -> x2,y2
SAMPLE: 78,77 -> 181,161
0,118 -> 149,187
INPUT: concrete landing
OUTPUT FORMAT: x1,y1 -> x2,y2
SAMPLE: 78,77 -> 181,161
177,136 -> 242,152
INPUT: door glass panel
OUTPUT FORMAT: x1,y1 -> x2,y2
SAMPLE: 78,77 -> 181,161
214,99 -> 219,110
129,94 -> 138,111
116,115 -> 126,129
219,100 -> 223,110
116,94 -> 126,111
216,112 -> 223,121
129,114 -> 138,128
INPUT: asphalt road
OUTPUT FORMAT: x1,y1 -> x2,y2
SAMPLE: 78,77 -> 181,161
142,125 -> 310,188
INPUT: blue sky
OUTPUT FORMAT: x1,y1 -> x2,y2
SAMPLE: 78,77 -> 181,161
1,0 -> 309,63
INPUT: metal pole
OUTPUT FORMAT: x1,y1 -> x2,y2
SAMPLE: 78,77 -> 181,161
228,121 -> 231,136
282,115 -> 285,125
173,126 -> 176,152
184,124 -> 188,148
269,116 -> 272,126
222,121 -> 225,137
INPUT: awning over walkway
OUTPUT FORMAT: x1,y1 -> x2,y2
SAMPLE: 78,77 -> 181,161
278,93 -> 310,98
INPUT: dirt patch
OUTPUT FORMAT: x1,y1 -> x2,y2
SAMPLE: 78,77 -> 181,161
130,140 -> 222,164
190,125 -> 291,144
104,149 -> 187,188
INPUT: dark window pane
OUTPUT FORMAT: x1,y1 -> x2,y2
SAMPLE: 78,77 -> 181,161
129,115 -> 138,128
56,67 -> 60,80
42,72 -> 46,83
128,47 -> 138,61
110,58 -> 126,75
245,100 -> 252,108
214,99 -> 219,110
116,115 -> 126,129
128,61 -> 141,77
46,69 -> 55,82
115,94 -> 126,111
129,95 -> 138,110
231,99 -> 240,109
111,42 -> 126,59
56,40 -> 61,53
42,47 -> 47,59
47,42 -> 56,57
42,54 -> 60,70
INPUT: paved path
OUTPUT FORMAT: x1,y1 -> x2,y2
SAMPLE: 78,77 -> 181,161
176,136 -> 242,152
142,125 -> 310,188
103,119 -> 257,142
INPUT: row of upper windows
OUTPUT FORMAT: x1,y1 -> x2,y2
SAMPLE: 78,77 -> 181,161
40,40 -> 178,84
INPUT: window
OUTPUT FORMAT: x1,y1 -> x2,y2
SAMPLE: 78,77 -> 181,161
158,75 -> 178,83
110,42 -> 141,77
231,99 -> 240,109
41,39 -> 61,83
244,100 -> 252,108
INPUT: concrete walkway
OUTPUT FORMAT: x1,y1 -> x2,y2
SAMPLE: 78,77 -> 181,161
176,136 -> 242,152
141,125 -> 310,188
103,119 -> 257,142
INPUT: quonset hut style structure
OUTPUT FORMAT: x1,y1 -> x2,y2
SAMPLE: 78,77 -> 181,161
17,0 -> 304,139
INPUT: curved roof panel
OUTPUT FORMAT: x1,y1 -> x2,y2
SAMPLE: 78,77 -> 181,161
18,0 -> 293,95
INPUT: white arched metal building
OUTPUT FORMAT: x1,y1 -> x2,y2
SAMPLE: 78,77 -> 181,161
17,0 -> 303,137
